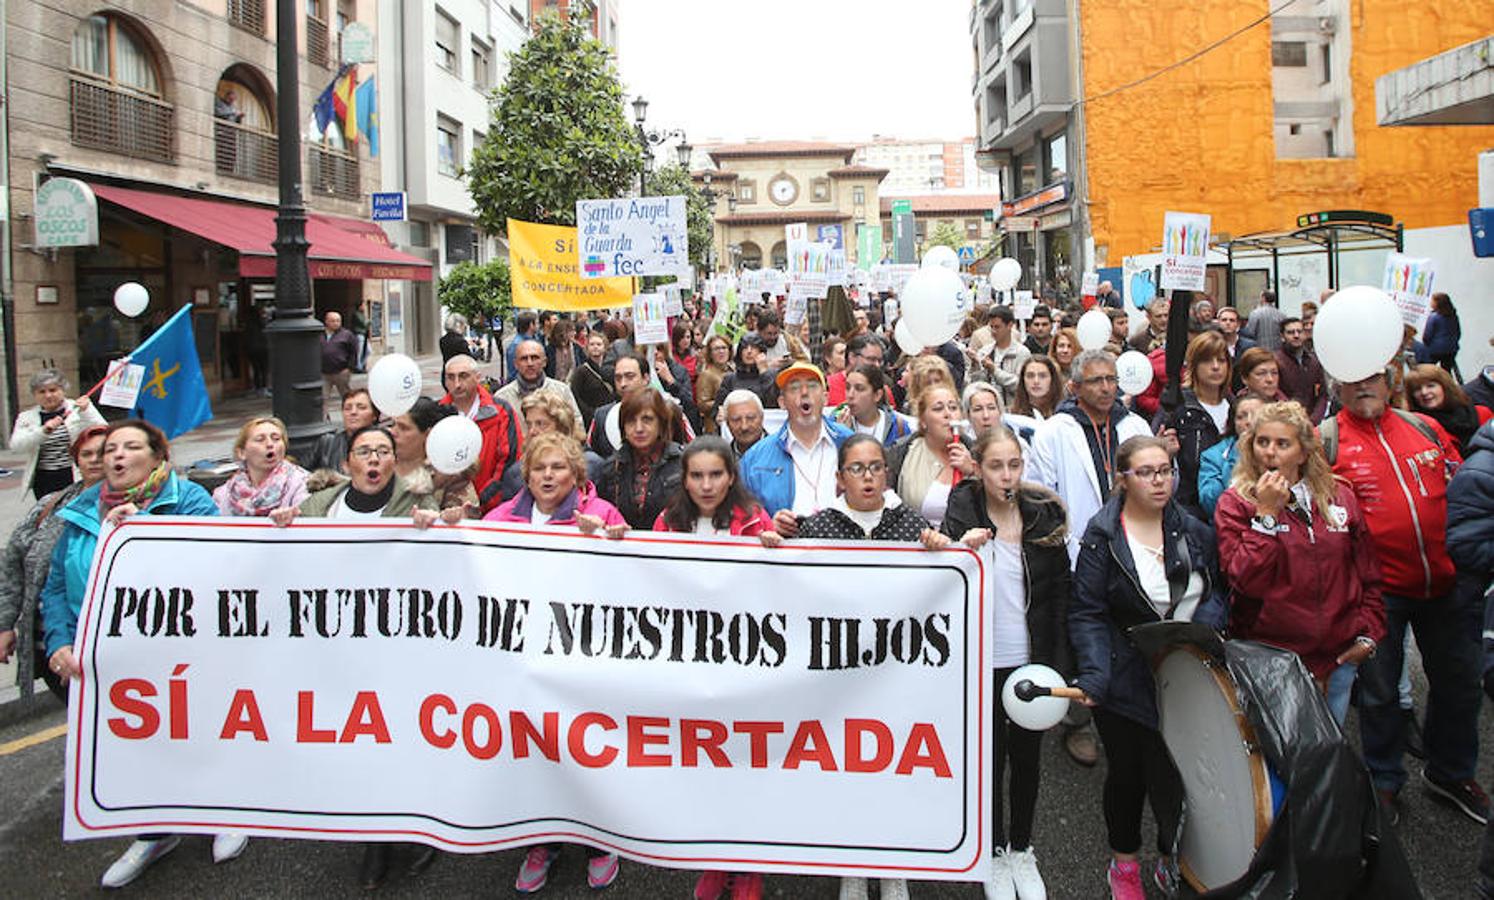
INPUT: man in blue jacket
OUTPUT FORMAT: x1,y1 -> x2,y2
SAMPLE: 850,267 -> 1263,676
740,362 -> 852,537
1447,419 -> 1494,894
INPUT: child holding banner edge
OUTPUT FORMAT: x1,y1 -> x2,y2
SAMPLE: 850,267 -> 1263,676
941,426 -> 1073,900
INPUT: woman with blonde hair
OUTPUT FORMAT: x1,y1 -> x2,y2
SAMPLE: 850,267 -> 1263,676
212,416 -> 311,517
695,334 -> 734,435
1214,401 -> 1385,723
900,354 -> 956,412
886,381 -> 974,529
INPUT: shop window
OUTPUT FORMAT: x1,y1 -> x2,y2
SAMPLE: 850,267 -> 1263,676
69,15 -> 174,163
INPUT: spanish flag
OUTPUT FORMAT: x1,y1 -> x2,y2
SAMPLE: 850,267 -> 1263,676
332,64 -> 358,143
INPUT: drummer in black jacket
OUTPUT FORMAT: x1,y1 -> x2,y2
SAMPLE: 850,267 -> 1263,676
1069,434 -> 1228,897
940,426 -> 1072,899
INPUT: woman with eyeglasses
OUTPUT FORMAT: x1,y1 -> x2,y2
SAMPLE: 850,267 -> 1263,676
940,426 -> 1072,900
886,382 -> 975,530
274,426 -> 446,526
1069,435 -> 1228,898
795,433 -> 950,900
1214,401 -> 1385,724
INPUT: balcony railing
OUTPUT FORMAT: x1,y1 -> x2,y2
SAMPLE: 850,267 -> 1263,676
214,119 -> 278,185
69,76 -> 175,164
307,16 -> 330,67
227,0 -> 265,34
308,144 -> 359,199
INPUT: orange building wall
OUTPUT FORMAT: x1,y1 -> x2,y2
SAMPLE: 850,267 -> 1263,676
1080,0 -> 1494,263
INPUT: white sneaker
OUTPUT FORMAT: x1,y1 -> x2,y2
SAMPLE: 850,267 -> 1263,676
880,878 -> 911,900
986,846 -> 1016,900
100,836 -> 180,888
838,876 -> 870,900
212,833 -> 249,863
1007,847 -> 1047,900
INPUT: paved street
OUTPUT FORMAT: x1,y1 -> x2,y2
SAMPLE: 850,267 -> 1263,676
0,679 -> 1487,898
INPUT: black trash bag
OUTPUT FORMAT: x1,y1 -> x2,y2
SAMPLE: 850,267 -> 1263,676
1127,624 -> 1422,899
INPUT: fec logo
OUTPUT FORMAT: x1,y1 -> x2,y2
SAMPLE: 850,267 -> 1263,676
34,178 -> 100,248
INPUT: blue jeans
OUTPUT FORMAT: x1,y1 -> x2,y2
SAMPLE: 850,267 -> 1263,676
1324,661 -> 1358,726
1357,589 -> 1483,792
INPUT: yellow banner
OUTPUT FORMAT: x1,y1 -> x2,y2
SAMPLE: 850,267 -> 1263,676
507,219 -> 634,311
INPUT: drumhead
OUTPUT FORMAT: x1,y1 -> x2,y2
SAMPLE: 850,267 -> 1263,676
1156,646 -> 1272,891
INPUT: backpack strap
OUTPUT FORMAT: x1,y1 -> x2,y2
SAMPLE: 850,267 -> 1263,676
1321,409 -> 1441,467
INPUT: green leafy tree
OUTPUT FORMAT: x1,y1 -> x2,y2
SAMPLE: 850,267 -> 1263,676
467,9 -> 645,234
924,221 -> 965,253
438,260 -> 512,334
644,163 -> 713,271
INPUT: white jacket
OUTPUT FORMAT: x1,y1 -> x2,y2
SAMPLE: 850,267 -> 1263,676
10,398 -> 107,491
1029,406 -> 1151,565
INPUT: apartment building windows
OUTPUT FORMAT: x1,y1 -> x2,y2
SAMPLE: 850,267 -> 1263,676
435,9 -> 460,74
437,116 -> 462,177
472,39 -> 492,89
69,14 -> 175,163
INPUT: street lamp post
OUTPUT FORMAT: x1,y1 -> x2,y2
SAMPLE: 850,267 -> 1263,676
696,171 -> 735,277
631,96 -> 687,197
269,0 -> 332,459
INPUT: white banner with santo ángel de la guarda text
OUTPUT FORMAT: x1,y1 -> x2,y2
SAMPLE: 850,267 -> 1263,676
65,519 -> 989,881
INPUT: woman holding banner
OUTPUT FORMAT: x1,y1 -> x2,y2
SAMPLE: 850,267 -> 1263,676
483,430 -> 624,892
1069,435 -> 1228,899
941,425 -> 1072,900
391,398 -> 482,519
885,383 -> 975,530
596,390 -> 684,531
795,434 -> 948,900
37,419 -> 246,888
278,426 -> 446,525
211,417 -> 311,517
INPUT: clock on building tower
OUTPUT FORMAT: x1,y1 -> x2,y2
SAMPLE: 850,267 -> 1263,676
769,175 -> 798,206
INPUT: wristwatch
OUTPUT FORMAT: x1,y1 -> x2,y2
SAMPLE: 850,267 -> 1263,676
1254,514 -> 1278,530
1355,636 -> 1378,656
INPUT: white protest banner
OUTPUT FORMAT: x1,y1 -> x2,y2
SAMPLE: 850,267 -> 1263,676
788,241 -> 832,298
1381,253 -> 1437,330
1013,290 -> 1036,320
662,284 -> 685,317
1159,211 -> 1211,292
98,362 -> 145,410
785,222 -> 809,243
632,292 -> 670,345
577,196 -> 690,279
762,268 -> 788,298
784,287 -> 810,326
1081,272 -> 1099,299
828,249 -> 849,288
887,264 -> 919,295
66,521 -> 988,880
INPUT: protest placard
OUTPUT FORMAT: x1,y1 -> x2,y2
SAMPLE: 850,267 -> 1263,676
1159,211 -> 1211,292
507,219 -> 634,311
576,196 -> 690,279
1013,290 -> 1036,320
66,520 -> 987,880
1381,253 -> 1437,330
632,292 -> 670,344
99,362 -> 145,410
788,241 -> 832,298
784,287 -> 810,326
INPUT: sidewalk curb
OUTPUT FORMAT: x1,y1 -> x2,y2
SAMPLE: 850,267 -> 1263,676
0,684 -> 64,729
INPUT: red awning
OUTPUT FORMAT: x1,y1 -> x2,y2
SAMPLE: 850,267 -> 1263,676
90,183 -> 434,281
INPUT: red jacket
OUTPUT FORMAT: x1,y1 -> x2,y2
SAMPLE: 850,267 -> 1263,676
440,384 -> 520,501
1216,482 -> 1386,678
1329,408 -> 1462,599
652,504 -> 774,536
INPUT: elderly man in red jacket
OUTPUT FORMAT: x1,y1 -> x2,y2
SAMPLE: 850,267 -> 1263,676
440,354 -> 521,510
1328,369 -> 1486,828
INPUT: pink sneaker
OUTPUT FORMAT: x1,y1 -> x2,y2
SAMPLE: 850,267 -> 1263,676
515,846 -> 557,894
695,871 -> 730,900
586,852 -> 620,889
1107,859 -> 1144,900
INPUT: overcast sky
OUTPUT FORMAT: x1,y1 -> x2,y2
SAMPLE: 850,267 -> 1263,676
615,0 -> 975,146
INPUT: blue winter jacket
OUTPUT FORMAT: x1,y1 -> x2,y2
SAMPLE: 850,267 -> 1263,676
740,418 -> 853,516
1422,311 -> 1460,359
40,473 -> 218,657
1069,495 -> 1228,729
1446,421 -> 1494,684
1197,436 -> 1239,518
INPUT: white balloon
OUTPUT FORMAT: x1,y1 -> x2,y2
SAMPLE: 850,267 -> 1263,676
113,282 -> 149,318
893,318 -> 924,355
366,353 -> 423,418
899,266 -> 970,347
1313,285 -> 1403,384
921,244 -> 959,272
1001,663 -> 1070,732
1116,351 -> 1155,395
1076,309 -> 1112,351
426,415 -> 484,475
990,257 -> 1022,292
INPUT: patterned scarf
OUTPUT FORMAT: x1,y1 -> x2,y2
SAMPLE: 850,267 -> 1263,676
220,461 -> 300,516
99,462 -> 170,514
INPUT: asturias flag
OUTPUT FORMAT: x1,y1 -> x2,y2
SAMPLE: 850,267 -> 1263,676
130,304 -> 213,439
355,76 -> 378,158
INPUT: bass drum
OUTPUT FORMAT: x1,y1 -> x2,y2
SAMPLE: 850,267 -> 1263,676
1155,644 -> 1273,892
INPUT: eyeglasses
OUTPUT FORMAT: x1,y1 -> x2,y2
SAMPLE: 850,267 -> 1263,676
351,447 -> 395,460
1122,465 -> 1175,483
1079,375 -> 1119,387
781,380 -> 822,396
842,461 -> 886,477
